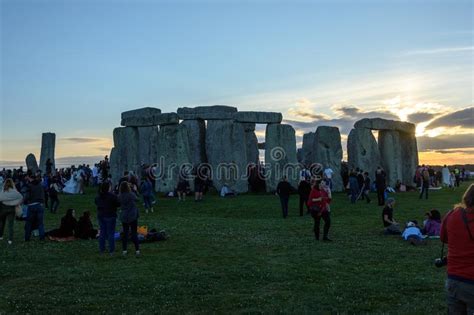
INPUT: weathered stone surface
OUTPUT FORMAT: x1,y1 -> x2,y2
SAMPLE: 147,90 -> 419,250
110,127 -> 139,184
181,120 -> 207,168
121,107 -> 162,127
301,132 -> 316,166
39,133 -> 56,174
241,123 -> 256,132
154,113 -> 179,126
400,133 -> 419,186
25,153 -> 39,173
137,126 -> 159,166
378,130 -> 403,187
177,105 -> 237,120
313,127 -> 343,191
155,124 -> 192,193
244,129 -> 259,165
265,124 -> 299,192
233,111 -> 282,124
206,120 -> 248,193
296,148 -> 303,164
354,118 -> 415,134
347,128 -> 381,180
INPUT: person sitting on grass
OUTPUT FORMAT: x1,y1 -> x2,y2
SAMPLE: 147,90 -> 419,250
46,208 -> 77,239
382,197 -> 401,235
75,211 -> 98,240
402,221 -> 425,245
422,209 -> 441,237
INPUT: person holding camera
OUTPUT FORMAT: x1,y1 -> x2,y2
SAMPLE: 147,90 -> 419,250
440,184 -> 474,314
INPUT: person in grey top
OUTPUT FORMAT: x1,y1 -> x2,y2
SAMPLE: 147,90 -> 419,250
118,181 -> 140,257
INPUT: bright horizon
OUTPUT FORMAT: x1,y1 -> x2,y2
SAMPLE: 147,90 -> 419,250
1,0 -> 473,166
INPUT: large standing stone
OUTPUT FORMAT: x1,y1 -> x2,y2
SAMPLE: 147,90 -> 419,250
137,126 -> 159,166
378,130 -> 403,187
25,153 -> 39,173
313,126 -> 343,191
233,111 -> 282,124
347,128 -> 381,180
301,132 -> 316,166
155,124 -> 192,193
110,127 -> 139,183
265,124 -> 299,192
154,113 -> 179,126
177,105 -> 237,120
400,133 -> 419,186
39,132 -> 56,174
354,118 -> 415,134
180,120 -> 207,168
243,124 -> 259,165
206,120 -> 248,193
121,107 -> 162,127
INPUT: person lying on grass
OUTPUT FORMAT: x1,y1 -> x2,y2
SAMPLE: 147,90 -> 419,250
402,221 -> 426,245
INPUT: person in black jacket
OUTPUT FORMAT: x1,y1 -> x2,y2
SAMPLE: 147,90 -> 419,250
276,176 -> 293,219
46,208 -> 77,238
95,182 -> 120,254
25,175 -> 46,241
298,178 -> 311,216
375,167 -> 386,206
362,172 -> 371,203
357,169 -> 365,200
75,211 -> 98,239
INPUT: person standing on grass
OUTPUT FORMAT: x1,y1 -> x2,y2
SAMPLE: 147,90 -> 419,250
323,166 -> 333,191
419,166 -> 430,200
140,177 -> 154,213
24,174 -> 46,241
349,170 -> 359,204
0,178 -> 23,245
307,180 -> 332,241
375,167 -> 386,206
440,184 -> 474,314
48,177 -> 60,213
118,181 -> 140,257
95,182 -> 120,255
362,172 -> 371,204
276,176 -> 293,219
298,178 -> 311,216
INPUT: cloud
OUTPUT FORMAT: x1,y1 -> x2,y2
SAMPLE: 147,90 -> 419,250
407,112 -> 435,124
403,46 -> 474,56
425,107 -> 474,129
332,106 -> 399,120
433,149 -> 474,155
417,134 -> 474,151
60,137 -> 102,143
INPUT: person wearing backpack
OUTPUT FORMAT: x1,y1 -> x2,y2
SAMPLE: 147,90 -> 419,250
440,184 -> 474,314
419,166 -> 430,200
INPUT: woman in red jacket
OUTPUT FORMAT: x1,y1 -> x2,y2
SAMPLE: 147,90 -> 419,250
440,183 -> 474,314
307,180 -> 332,241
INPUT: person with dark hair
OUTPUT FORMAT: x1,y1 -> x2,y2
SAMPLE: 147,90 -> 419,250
307,180 -> 332,241
375,167 -> 386,206
75,211 -> 98,240
140,177 -> 154,212
441,184 -> 474,314
356,169 -> 365,200
298,178 -> 311,216
362,172 -> 371,203
194,171 -> 205,202
49,178 -> 60,213
95,182 -> 120,255
382,197 -> 400,235
46,208 -> 77,238
419,166 -> 430,200
276,176 -> 293,219
348,171 -> 359,204
118,181 -> 140,257
422,209 -> 441,236
25,175 -> 46,241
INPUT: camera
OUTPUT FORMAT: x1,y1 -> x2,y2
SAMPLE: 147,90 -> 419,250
434,256 -> 447,268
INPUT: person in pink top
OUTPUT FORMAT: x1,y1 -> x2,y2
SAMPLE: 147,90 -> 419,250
307,181 -> 332,241
422,209 -> 441,236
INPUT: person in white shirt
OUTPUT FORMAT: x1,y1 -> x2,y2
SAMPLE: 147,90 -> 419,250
324,167 -> 334,191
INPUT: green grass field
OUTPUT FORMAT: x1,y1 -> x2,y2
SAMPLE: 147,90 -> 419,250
1,182 -> 470,314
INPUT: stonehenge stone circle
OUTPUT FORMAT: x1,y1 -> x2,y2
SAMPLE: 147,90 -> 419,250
180,119 -> 207,168
39,132 -> 56,174
25,153 -> 39,173
265,123 -> 299,192
314,126 -> 343,191
206,120 -> 248,193
243,124 -> 259,165
348,118 -> 418,187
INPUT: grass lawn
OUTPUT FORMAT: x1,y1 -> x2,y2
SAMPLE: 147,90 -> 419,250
1,181 -> 470,314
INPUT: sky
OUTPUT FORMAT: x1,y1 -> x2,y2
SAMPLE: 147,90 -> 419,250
1,0 -> 473,167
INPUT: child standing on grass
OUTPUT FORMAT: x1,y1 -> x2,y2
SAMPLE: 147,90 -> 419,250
118,181 -> 140,257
